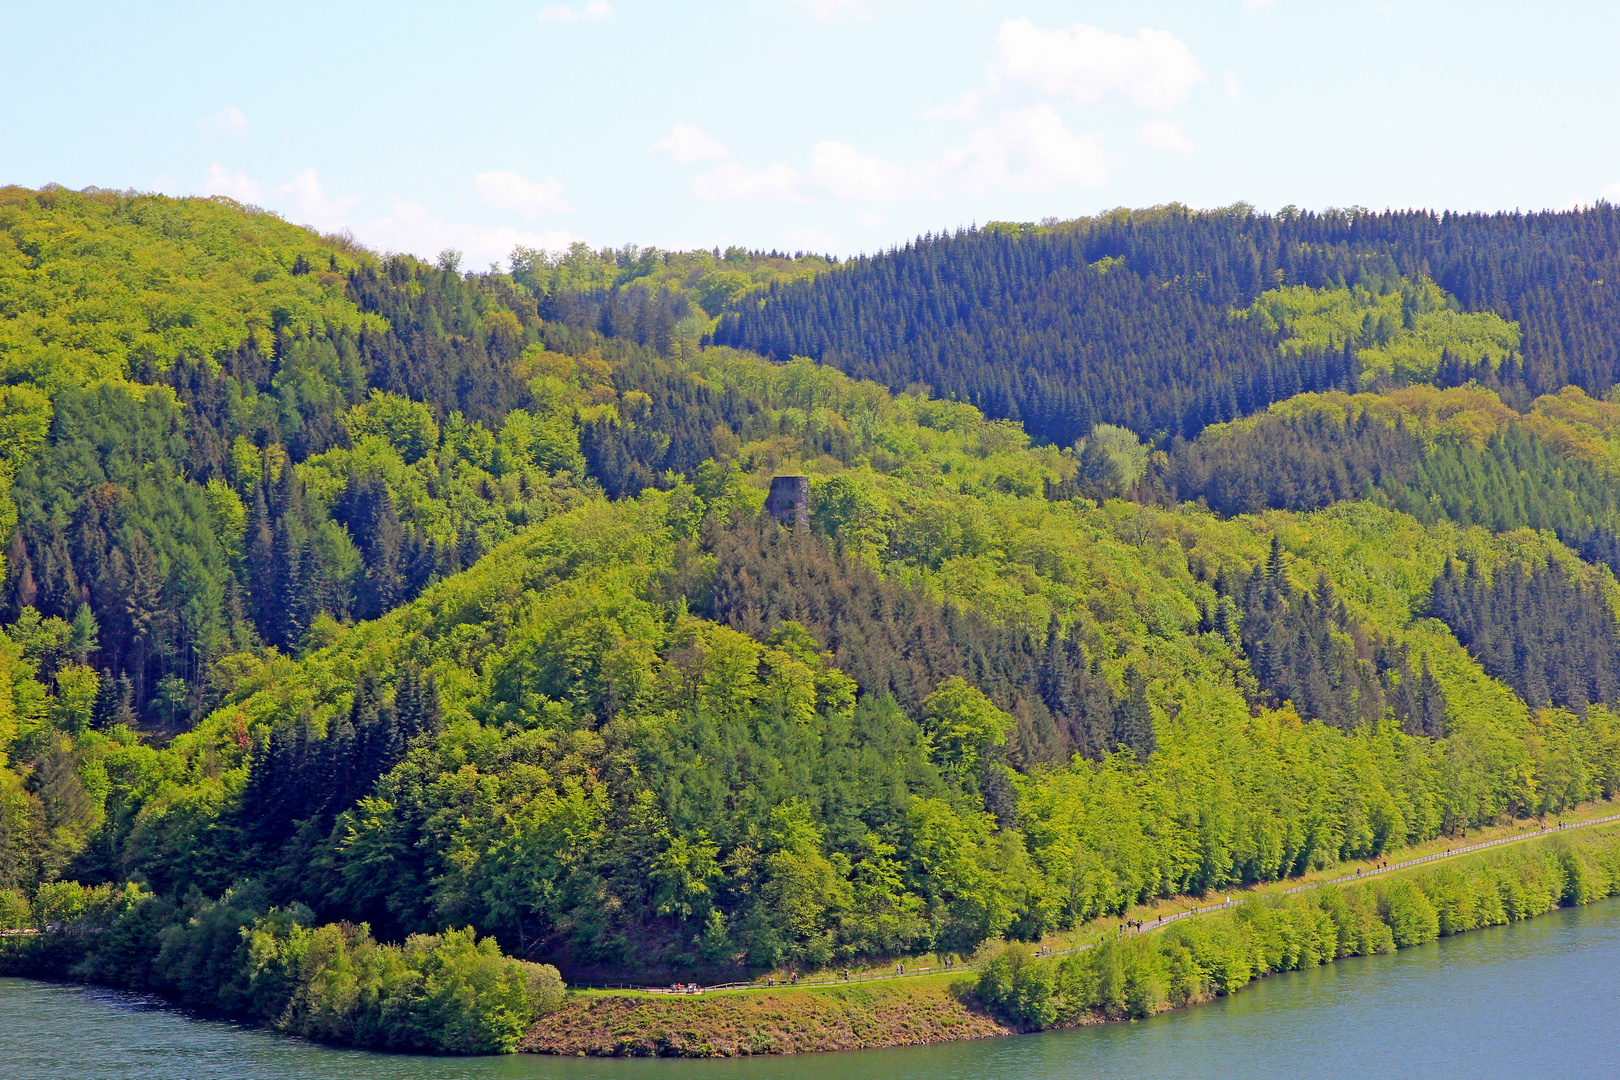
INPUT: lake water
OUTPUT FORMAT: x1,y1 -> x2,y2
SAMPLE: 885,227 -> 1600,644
6,897 -> 1619,1080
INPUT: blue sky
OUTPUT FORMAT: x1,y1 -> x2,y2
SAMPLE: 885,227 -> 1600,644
4,1 -> 1618,266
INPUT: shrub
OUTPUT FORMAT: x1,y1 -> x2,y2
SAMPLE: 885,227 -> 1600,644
975,834 -> 1620,1032
1382,881 -> 1439,947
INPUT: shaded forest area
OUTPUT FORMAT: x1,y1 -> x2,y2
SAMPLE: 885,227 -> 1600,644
715,206 -> 1620,443
1166,403 -> 1620,578
717,223 -> 1355,445
688,516 -> 1152,768
1431,557 -> 1620,713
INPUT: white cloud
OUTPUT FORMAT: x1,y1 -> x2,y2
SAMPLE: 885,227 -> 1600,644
276,169 -> 357,232
783,0 -> 888,23
360,200 -> 583,269
1242,0 -> 1277,10
924,90 -> 984,120
1138,118 -> 1193,153
650,123 -> 728,163
662,94 -> 1110,208
672,106 -> 1105,207
199,106 -> 249,136
202,163 -> 261,203
1224,71 -> 1242,99
193,167 -> 584,270
656,124 -> 807,203
810,141 -> 914,202
940,105 -> 1109,194
538,1 -> 612,22
783,226 -> 841,252
1562,185 -> 1620,210
857,212 -> 889,228
474,169 -> 569,217
692,159 -> 806,203
989,18 -> 1205,111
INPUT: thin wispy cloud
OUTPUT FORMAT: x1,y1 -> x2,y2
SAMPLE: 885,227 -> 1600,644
989,18 -> 1205,111
810,141 -> 916,202
693,159 -> 806,203
924,91 -> 983,120
652,124 -> 805,202
941,105 -> 1110,194
1138,118 -> 1193,153
649,123 -> 728,164
202,163 -> 260,203
658,15 -> 1210,210
199,106 -> 249,136
199,165 -> 581,266
665,99 -> 1110,206
474,169 -> 570,216
364,200 -> 581,268
277,169 -> 357,232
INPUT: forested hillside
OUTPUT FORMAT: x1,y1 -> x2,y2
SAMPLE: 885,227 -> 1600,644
715,205 -> 1620,442
4,187 -> 1620,1050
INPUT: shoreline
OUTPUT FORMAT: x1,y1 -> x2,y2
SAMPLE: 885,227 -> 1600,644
521,813 -> 1620,1057
7,808 -> 1616,1061
562,799 -> 1620,998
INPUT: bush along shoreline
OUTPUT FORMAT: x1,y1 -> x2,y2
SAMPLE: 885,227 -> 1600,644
524,828 -> 1620,1058
2,829 -> 1617,1057
0,882 -> 563,1054
974,830 -> 1620,1031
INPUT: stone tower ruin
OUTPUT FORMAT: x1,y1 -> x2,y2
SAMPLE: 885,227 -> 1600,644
765,475 -> 810,530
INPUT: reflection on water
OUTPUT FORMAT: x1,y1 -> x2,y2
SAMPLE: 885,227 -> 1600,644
6,897 -> 1620,1080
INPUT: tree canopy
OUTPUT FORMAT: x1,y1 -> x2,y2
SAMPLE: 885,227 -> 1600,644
3,190 -> 1620,1038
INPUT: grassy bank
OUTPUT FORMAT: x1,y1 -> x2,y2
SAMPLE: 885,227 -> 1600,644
523,976 -> 1008,1057
524,818 -> 1620,1056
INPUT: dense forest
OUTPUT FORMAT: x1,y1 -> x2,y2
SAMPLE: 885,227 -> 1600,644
4,186 -> 1620,1051
1166,384 -> 1620,578
716,205 -> 1620,441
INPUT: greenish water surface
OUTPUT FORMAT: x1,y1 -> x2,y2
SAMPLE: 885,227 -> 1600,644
6,897 -> 1619,1080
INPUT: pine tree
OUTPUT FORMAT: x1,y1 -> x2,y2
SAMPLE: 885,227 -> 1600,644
1111,666 -> 1156,759
1417,658 -> 1448,737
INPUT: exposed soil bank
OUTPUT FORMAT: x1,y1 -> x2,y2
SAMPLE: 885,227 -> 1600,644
520,979 -> 1015,1057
